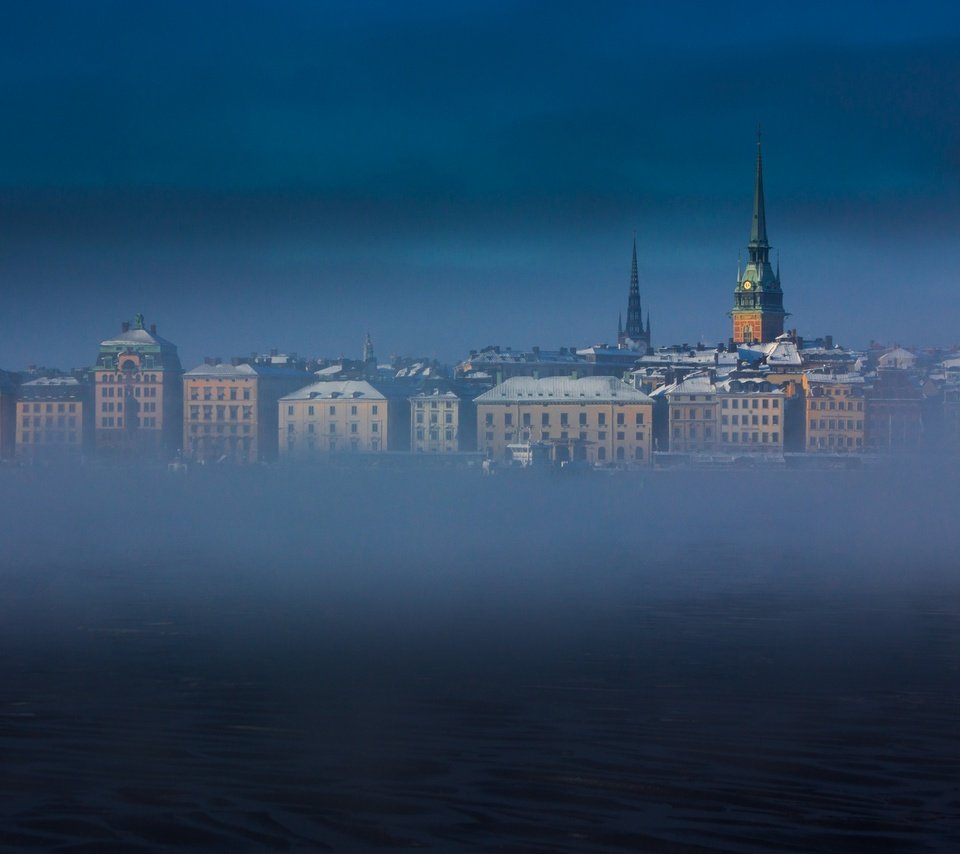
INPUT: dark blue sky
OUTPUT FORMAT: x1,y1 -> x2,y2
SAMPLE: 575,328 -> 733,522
1,1 -> 959,369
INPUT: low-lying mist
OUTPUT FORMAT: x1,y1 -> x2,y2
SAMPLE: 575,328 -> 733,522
2,462 -> 959,850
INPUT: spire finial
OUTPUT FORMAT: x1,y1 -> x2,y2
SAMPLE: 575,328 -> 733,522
750,131 -> 768,248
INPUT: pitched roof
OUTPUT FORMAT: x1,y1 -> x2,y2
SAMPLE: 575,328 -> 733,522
475,375 -> 652,404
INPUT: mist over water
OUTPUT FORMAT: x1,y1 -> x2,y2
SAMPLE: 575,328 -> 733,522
2,464 -> 959,850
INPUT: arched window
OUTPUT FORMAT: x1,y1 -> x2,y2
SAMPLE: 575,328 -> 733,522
742,325 -> 754,342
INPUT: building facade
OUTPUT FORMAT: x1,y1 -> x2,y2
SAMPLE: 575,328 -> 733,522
93,315 -> 183,458
0,369 -> 18,460
804,375 -> 866,452
15,377 -> 92,462
475,376 -> 653,465
717,378 -> 786,454
279,380 -> 404,458
865,368 -> 922,452
183,359 -> 309,463
731,138 -> 787,344
659,374 -> 720,453
410,387 -> 476,453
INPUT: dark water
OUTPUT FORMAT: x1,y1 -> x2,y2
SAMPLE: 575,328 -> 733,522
1,465 -> 959,851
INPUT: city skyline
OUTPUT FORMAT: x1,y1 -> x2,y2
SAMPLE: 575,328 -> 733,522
1,2 -> 959,369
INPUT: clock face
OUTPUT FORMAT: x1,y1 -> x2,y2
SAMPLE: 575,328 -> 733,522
742,280 -> 753,290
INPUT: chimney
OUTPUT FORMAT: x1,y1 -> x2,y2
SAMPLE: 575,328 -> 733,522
149,323 -> 157,335
270,348 -> 278,357
121,321 -> 130,333
204,357 -> 214,365
825,335 -> 834,350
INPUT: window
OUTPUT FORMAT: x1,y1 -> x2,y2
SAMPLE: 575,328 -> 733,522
541,413 -> 549,427
485,412 -> 494,427
598,413 -> 606,426
330,406 -> 336,415
523,413 -> 531,427
597,447 -> 606,461
560,413 -> 568,427
351,405 -> 358,415
616,431 -> 625,440
372,405 -> 379,415
351,423 -> 358,434
308,405 -> 315,416
287,405 -> 294,416
635,413 -> 644,425
330,423 -> 336,434
371,423 -> 378,433
616,412 -> 624,426
579,413 -> 587,426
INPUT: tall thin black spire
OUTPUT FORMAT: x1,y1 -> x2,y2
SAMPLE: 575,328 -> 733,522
750,127 -> 768,252
625,233 -> 644,340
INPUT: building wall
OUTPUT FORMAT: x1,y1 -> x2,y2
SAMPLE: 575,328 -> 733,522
280,397 -> 389,457
805,384 -> 865,452
411,396 -> 461,453
184,375 -> 258,462
94,362 -> 182,457
477,400 -> 652,464
718,392 -> 785,453
16,396 -> 90,462
732,310 -> 784,345
668,393 -> 719,452
865,370 -> 922,452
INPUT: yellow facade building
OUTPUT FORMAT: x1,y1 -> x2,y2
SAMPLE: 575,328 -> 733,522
184,359 -> 308,463
15,377 -> 91,462
410,387 -> 477,453
475,376 -> 653,465
658,373 -> 720,453
279,380 -> 406,458
717,378 -> 786,454
805,374 -> 866,452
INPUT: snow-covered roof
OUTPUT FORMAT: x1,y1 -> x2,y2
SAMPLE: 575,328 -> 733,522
806,372 -> 865,385
22,376 -> 82,387
878,347 -> 916,367
281,380 -> 385,401
738,338 -> 802,367
716,377 -> 785,395
475,375 -> 652,404
655,373 -> 717,397
100,327 -> 176,348
186,361 -> 307,379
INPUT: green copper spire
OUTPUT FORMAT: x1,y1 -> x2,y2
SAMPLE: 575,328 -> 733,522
750,130 -> 768,249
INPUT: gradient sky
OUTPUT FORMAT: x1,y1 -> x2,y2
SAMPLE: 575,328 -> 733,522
1,1 -> 959,370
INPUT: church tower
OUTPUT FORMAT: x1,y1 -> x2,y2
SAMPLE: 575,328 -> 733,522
618,235 -> 651,350
731,135 -> 786,344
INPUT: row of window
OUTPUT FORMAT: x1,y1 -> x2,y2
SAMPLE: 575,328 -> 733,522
100,373 -> 160,383
722,432 -> 780,444
484,430 -> 645,443
189,424 -> 253,435
416,412 -> 454,424
189,387 -> 252,401
21,403 -> 78,413
22,416 -> 78,429
722,414 -> 779,426
288,422 -> 379,435
289,404 -> 379,416
99,417 -> 158,428
721,398 -> 779,409
188,406 -> 254,421
809,436 -> 863,448
809,419 -> 863,431
414,400 -> 454,409
809,399 -> 863,411
100,386 -> 158,398
416,428 -> 455,441
286,437 -> 381,452
484,411 -> 645,428
19,431 -> 79,444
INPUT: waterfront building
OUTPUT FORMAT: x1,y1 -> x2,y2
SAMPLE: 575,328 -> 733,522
15,376 -> 92,462
475,376 -> 653,465
410,385 -> 477,453
279,380 -> 409,458
865,368 -> 923,452
655,373 -> 720,454
717,377 -> 786,454
183,357 -> 309,463
731,137 -> 787,344
93,316 -> 183,458
804,374 -> 866,452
